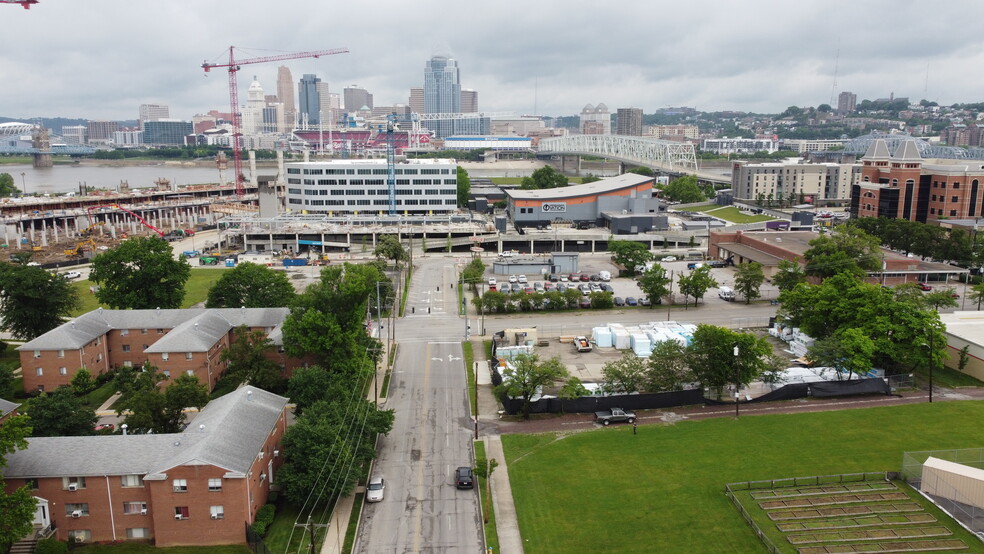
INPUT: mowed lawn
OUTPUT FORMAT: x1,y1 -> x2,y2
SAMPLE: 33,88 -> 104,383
697,205 -> 775,224
70,268 -> 229,316
502,401 -> 984,554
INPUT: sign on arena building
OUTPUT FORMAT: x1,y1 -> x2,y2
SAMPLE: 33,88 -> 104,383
541,203 -> 567,213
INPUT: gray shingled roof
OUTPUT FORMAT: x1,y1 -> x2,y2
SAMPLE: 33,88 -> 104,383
4,386 -> 287,479
18,308 -> 290,352
0,398 -> 20,418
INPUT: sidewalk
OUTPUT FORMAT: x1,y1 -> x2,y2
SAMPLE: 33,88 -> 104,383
484,435 -> 524,554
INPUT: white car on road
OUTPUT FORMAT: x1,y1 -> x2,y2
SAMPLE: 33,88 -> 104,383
366,477 -> 385,502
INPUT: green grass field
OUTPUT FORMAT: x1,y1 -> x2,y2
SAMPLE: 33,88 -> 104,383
502,401 -> 984,554
70,268 -> 229,316
696,205 -> 775,224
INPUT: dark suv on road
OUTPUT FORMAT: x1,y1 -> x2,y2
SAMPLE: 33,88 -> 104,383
455,466 -> 474,489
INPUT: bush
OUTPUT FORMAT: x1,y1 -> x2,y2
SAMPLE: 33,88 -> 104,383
251,503 -> 276,536
34,538 -> 68,554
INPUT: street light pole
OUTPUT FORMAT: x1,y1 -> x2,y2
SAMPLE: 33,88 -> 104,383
928,329 -> 934,403
734,344 -> 740,418
20,172 -> 25,196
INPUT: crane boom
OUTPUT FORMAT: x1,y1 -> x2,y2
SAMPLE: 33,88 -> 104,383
201,46 -> 349,197
87,204 -> 165,238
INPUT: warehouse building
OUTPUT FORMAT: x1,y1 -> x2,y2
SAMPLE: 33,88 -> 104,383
504,173 -> 666,234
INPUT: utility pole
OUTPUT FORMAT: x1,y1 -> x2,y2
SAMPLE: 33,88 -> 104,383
295,515 -> 330,554
734,344 -> 740,418
667,270 -> 674,321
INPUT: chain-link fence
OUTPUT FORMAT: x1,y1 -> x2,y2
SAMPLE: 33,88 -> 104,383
902,447 -> 984,534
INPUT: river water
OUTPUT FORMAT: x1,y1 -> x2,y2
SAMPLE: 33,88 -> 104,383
1,163 -> 229,195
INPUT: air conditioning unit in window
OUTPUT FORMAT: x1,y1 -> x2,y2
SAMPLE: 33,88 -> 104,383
140,508 -> 148,515
174,513 -> 183,520
211,514 -> 219,520
273,450 -> 280,457
68,483 -> 78,491
71,510 -> 82,518
75,536 -> 84,543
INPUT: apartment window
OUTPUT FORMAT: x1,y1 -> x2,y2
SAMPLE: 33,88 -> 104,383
163,370 -> 171,378
207,478 -> 223,492
172,479 -> 187,492
120,329 -> 129,336
186,370 -> 195,377
126,528 -> 149,539
122,345 -> 131,352
35,368 -> 42,376
141,329 -> 148,335
57,349 -> 65,358
33,350 -> 40,358
210,505 -> 224,520
63,477 -> 86,489
25,478 -> 38,490
174,506 -> 190,520
59,367 -> 67,376
123,361 -> 133,368
951,210 -> 958,216
96,354 -> 102,362
185,352 -> 193,360
121,474 -> 143,488
68,531 -> 91,543
65,503 -> 89,516
954,183 -> 961,189
952,196 -> 959,203
122,502 -> 147,515
161,353 -> 169,361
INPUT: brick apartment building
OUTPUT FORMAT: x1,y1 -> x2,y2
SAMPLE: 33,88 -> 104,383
3,386 -> 288,546
16,308 -> 303,394
709,230 -> 967,286
851,138 -> 984,223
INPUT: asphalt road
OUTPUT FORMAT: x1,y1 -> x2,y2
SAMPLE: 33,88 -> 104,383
355,257 -> 483,553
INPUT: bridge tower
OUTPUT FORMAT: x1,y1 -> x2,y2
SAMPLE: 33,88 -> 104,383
31,126 -> 52,168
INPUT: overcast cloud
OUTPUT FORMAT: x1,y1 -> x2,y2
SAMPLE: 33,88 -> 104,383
3,0 -> 984,121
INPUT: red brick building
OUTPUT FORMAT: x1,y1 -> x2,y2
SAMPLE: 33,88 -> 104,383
2,386 -> 287,546
16,308 -> 302,393
851,138 -> 984,223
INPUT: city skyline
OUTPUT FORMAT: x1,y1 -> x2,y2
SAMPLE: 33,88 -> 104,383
4,1 -> 984,121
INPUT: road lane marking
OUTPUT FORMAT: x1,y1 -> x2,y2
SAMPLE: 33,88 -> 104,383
412,343 -> 431,553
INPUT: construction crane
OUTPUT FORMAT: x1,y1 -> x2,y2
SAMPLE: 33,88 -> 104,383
201,46 -> 349,196
1,0 -> 38,8
86,204 -> 165,238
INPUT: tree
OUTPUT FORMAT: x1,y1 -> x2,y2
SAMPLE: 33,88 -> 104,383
205,262 -> 296,308
279,395 -> 394,504
220,326 -> 285,392
609,240 -> 652,276
70,368 -> 95,396
456,165 -> 471,207
520,166 -> 568,190
803,225 -> 883,279
637,264 -> 672,305
495,353 -> 568,419
922,288 -> 959,311
0,365 -> 13,400
0,173 -> 20,197
581,173 -> 601,184
806,328 -> 875,380
0,414 -> 35,552
686,325 -> 771,396
968,282 -> 984,310
733,261 -> 765,304
677,265 -> 719,307
771,259 -> 807,292
281,263 -> 384,368
660,175 -> 705,203
0,264 -> 80,340
114,365 -> 208,434
25,387 -> 97,437
89,236 -> 191,309
601,351 -> 648,394
373,235 -> 408,268
628,167 -> 654,176
645,340 -> 692,392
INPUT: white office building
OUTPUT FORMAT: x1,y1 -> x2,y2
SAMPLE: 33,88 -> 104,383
285,158 -> 459,215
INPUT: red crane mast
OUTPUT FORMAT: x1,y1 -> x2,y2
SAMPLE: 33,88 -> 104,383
201,46 -> 349,196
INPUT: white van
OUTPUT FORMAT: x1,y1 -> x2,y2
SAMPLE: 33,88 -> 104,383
718,286 -> 736,301
599,270 -> 611,281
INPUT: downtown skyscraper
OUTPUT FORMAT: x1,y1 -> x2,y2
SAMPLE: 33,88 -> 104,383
423,55 -> 461,138
298,74 -> 322,126
277,66 -> 296,128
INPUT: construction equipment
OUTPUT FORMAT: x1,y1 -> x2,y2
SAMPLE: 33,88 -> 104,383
1,0 -> 39,8
64,239 -> 96,257
79,221 -> 105,237
201,46 -> 349,196
86,204 -> 165,237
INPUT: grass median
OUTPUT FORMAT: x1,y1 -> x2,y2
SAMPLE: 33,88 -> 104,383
503,400 -> 984,554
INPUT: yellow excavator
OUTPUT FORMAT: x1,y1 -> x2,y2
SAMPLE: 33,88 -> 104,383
64,239 -> 96,257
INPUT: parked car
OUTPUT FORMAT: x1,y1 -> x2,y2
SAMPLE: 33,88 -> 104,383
544,282 -> 554,290
455,467 -> 474,489
599,270 -> 611,281
548,273 -> 559,282
595,407 -> 637,426
366,476 -> 385,502
533,282 -> 544,291
508,274 -> 518,283
626,297 -> 638,306
589,283 -> 602,293
557,283 -> 568,292
579,297 -> 592,308
560,274 -> 569,282
518,275 -> 528,284
573,336 -> 592,352
639,296 -> 651,306
662,256 -> 678,262
568,273 -> 580,281
918,283 -> 933,291
579,274 -> 591,282
63,270 -> 82,279
613,297 -> 625,306
601,283 -> 614,292
488,277 -> 497,287
589,274 -> 601,282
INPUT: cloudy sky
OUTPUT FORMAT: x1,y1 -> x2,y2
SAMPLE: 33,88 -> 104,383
4,0 -> 984,122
